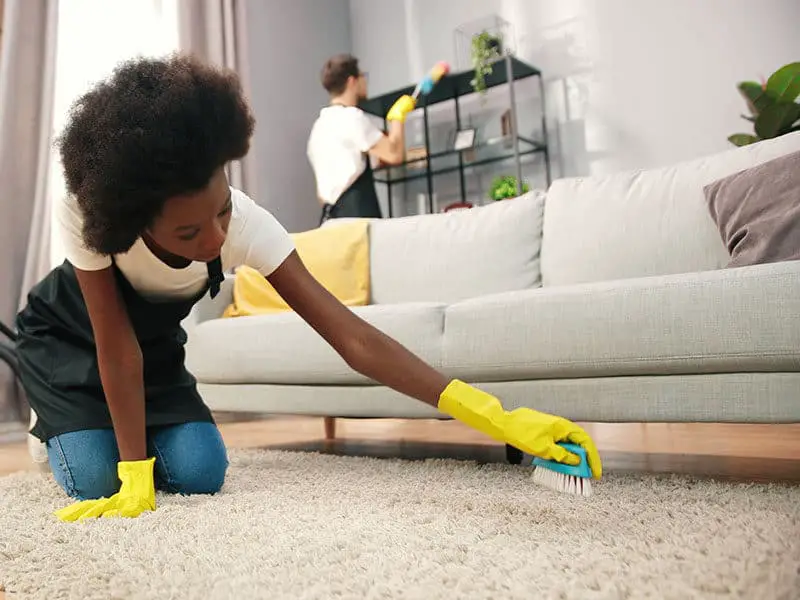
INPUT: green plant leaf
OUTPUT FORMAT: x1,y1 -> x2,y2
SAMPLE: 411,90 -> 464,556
755,102 -> 800,139
488,174 -> 529,200
470,30 -> 502,95
765,62 -> 800,104
738,81 -> 772,116
728,133 -> 759,146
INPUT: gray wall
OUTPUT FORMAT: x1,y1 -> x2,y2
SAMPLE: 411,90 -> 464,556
350,0 -> 800,180
349,0 -> 505,94
346,0 -> 544,214
243,0 -> 800,225
243,0 -> 352,233
349,0 -> 411,95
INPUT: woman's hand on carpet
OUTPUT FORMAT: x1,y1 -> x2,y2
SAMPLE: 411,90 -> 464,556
263,254 -> 602,478
502,407 -> 602,479
437,380 -> 603,479
55,457 -> 157,521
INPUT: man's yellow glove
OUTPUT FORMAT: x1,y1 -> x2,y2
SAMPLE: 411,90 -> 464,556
54,457 -> 157,521
438,380 -> 602,479
386,94 -> 416,122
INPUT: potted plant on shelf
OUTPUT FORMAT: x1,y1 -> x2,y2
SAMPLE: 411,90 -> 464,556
728,61 -> 800,147
488,175 -> 529,201
470,31 -> 503,95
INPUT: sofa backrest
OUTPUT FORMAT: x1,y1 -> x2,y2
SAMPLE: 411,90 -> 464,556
540,132 -> 800,287
368,191 -> 545,304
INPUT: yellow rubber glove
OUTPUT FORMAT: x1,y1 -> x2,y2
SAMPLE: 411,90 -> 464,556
438,380 -> 602,479
54,457 -> 157,521
386,94 -> 416,122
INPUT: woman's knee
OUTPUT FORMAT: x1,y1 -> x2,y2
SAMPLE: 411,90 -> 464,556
149,421 -> 228,495
170,454 -> 228,495
46,429 -> 120,500
165,447 -> 228,495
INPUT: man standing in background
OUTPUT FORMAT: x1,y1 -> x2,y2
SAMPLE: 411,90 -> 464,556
307,54 -> 415,224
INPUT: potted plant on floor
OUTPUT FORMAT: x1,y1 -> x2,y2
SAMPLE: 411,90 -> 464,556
488,175 -> 529,201
728,62 -> 800,146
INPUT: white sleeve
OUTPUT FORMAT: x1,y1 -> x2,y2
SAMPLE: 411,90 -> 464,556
55,194 -> 113,271
225,188 -> 295,276
351,108 -> 385,152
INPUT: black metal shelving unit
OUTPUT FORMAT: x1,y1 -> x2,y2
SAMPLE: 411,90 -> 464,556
359,55 -> 550,217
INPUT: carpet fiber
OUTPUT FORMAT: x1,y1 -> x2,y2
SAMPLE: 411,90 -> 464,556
1,449 -> 798,599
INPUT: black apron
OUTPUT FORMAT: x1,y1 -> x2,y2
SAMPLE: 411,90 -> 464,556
15,256 -> 224,442
319,154 -> 382,225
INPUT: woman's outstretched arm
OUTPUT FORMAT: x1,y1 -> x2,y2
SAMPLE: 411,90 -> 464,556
266,251 -> 602,479
266,251 -> 450,406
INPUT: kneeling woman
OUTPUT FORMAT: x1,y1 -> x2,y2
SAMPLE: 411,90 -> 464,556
16,55 -> 601,521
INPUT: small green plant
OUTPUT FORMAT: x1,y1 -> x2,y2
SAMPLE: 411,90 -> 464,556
470,31 -> 503,95
489,175 -> 529,200
729,62 -> 800,146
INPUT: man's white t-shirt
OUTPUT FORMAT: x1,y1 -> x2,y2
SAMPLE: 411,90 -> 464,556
306,105 -> 384,205
55,187 -> 296,300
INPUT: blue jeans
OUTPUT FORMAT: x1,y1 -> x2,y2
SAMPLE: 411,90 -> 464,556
46,421 -> 228,500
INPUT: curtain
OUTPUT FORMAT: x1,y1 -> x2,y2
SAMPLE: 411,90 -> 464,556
16,0 -> 179,461
0,0 -> 59,424
48,0 -> 179,268
177,0 -> 257,197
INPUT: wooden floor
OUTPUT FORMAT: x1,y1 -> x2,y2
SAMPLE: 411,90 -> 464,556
1,417 -> 799,599
2,416 -> 799,481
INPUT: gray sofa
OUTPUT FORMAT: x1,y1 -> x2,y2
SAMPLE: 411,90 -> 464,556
182,131 -> 800,426
28,133 -> 799,466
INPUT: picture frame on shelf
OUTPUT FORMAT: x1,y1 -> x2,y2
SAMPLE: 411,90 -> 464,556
359,54 -> 550,218
500,109 -> 514,149
453,128 -> 476,151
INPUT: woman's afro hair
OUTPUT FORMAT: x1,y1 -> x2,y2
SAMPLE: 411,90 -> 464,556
58,53 -> 255,255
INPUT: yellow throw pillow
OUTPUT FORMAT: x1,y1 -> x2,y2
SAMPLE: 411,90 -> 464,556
223,219 -> 371,317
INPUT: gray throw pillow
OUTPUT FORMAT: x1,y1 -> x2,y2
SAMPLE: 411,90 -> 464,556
704,149 -> 800,268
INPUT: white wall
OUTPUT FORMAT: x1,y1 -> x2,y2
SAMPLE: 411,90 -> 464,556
349,0 -> 411,95
510,0 -> 800,176
243,0 -> 351,233
49,0 -> 180,267
348,0 -> 542,213
242,0 -> 798,225
351,0 -> 800,181
349,0 -> 505,93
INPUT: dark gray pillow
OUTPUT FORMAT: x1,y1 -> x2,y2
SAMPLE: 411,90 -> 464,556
704,149 -> 800,268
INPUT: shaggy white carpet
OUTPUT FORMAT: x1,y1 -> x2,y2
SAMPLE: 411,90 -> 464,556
1,449 -> 798,600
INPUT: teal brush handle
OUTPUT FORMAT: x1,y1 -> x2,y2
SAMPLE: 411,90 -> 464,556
532,442 -> 592,479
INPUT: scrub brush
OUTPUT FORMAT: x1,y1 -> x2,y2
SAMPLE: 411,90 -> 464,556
532,442 -> 594,497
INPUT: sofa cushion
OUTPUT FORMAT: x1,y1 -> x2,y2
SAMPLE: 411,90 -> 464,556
705,149 -> 800,268
186,302 -> 446,385
368,191 -> 545,304
442,260 -> 800,381
222,220 -> 371,317
541,132 -> 800,286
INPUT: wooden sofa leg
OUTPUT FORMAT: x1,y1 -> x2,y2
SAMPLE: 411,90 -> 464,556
324,417 -> 336,442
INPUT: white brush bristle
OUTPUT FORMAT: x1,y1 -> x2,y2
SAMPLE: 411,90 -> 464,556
532,466 -> 593,498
